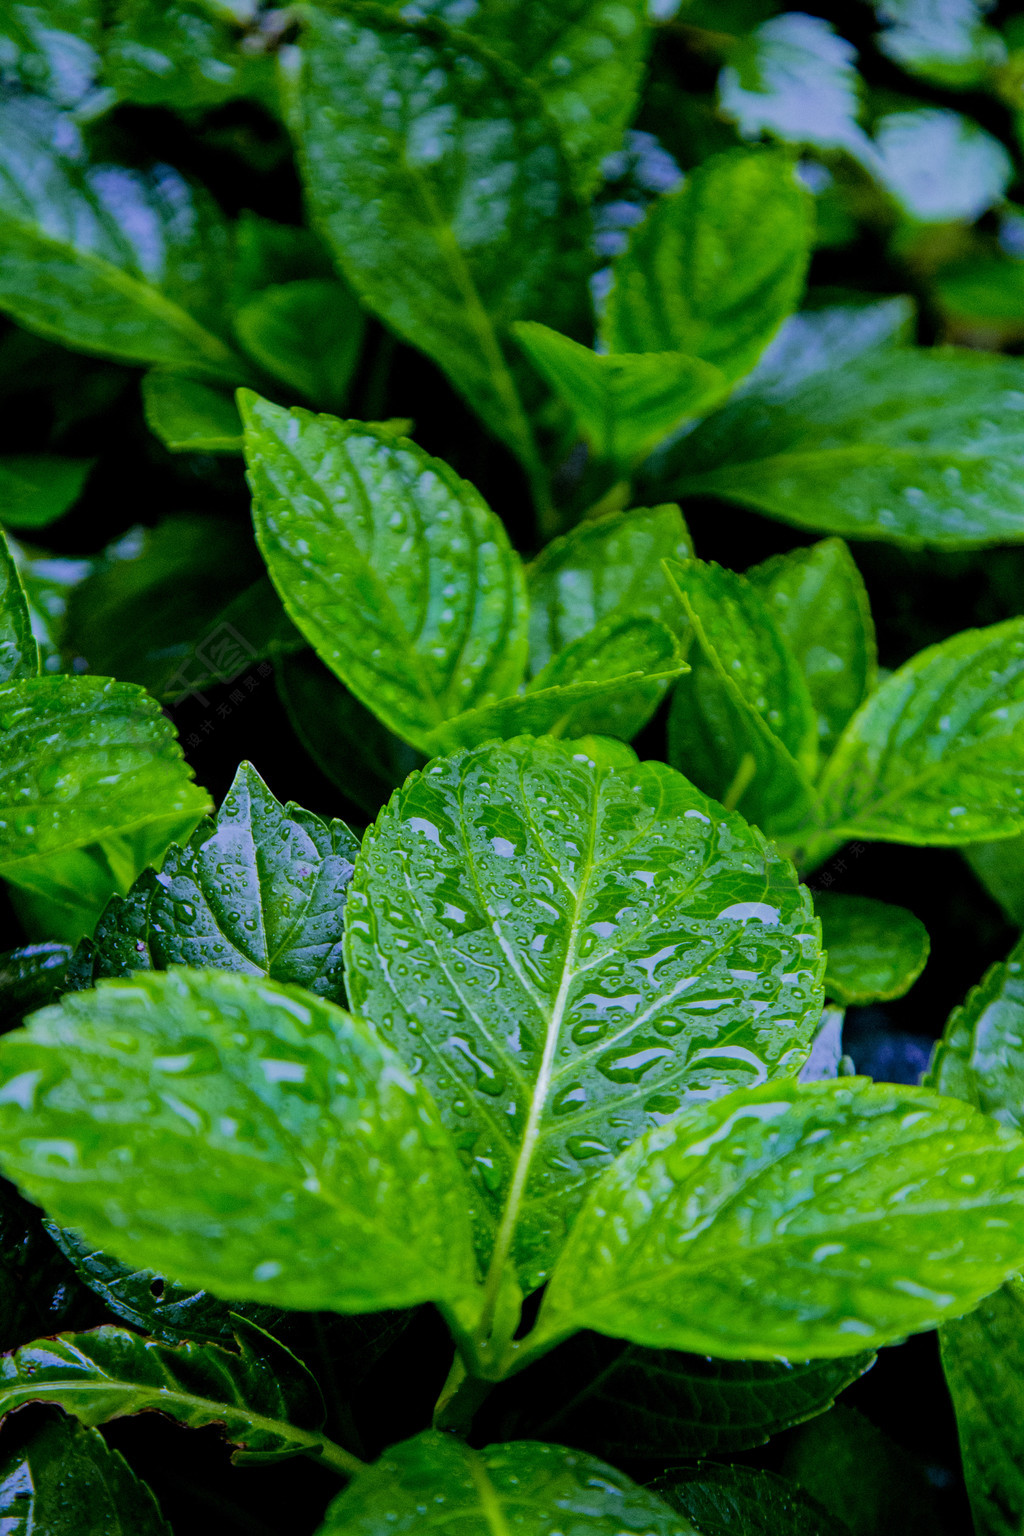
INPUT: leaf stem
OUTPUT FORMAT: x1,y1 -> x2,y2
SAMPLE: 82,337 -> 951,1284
722,751 -> 757,811
301,1432 -> 366,1479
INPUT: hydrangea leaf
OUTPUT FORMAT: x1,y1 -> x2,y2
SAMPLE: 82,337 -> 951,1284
141,374 -> 243,454
0,455 -> 93,530
0,525 -> 38,683
0,1414 -> 171,1536
817,893 -> 930,1006
234,278 -> 366,412
654,1463 -> 849,1536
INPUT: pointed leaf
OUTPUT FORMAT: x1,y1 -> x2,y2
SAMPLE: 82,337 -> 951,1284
0,454 -> 92,530
535,1077 -> 1024,1359
738,296 -> 915,397
654,1463 -> 849,1536
243,394 -> 529,752
0,968 -> 478,1317
317,1431 -> 694,1536
747,538 -> 876,756
601,148 -> 811,383
0,1414 -> 171,1536
343,735 -> 824,1290
940,1280 -> 1024,1536
817,893 -> 930,1007
0,526 -> 37,684
816,617 -> 1024,846
142,373 -> 243,453
234,278 -> 366,411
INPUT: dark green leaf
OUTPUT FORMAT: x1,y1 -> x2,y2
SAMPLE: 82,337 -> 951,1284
0,1413 -> 171,1536
243,394 -> 529,753
736,297 -> 915,398
0,944 -> 72,1028
817,893 -> 930,1006
747,539 -> 876,757
0,968 -> 478,1317
234,278 -> 366,411
526,504 -> 691,678
0,527 -> 37,684
343,734 -> 824,1291
654,1462 -> 849,1536
0,455 -> 92,529
940,1280 -> 1024,1536
0,1321 -> 331,1465
928,931 -> 1024,1127
0,1180 -> 88,1349
141,373 -> 244,453
0,98 -> 245,380
663,350 -> 1024,549
534,1077 -> 1024,1359
513,323 -> 725,471
0,0 -> 107,113
291,3 -> 587,471
963,836 -> 1024,927
104,0 -> 276,112
780,1404 -> 940,1536
601,148 -> 811,383
317,1431 -> 694,1536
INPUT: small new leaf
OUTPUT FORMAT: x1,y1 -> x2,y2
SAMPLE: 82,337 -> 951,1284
817,893 -> 930,1006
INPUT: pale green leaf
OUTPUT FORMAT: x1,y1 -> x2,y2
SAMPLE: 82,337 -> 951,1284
0,1415 -> 171,1536
343,734 -> 824,1292
601,148 -> 812,383
655,1463 -> 849,1536
0,968 -> 478,1316
0,526 -> 38,684
242,393 -> 529,753
534,1077 -> 1024,1359
142,373 -> 243,453
0,454 -> 93,529
818,893 -> 930,1006
234,278 -> 366,411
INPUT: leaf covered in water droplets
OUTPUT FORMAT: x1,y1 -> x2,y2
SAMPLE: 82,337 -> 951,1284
316,1431 -> 694,1536
0,523 -> 36,685
928,930 -> 1024,1127
0,968 -> 478,1318
534,1077 -> 1024,1359
343,734 -> 824,1292
0,1413 -> 171,1536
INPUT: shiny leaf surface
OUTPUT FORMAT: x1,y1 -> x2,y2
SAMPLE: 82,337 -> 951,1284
0,527 -> 37,684
817,893 -> 930,1006
941,1280 -> 1024,1536
0,1413 -> 171,1536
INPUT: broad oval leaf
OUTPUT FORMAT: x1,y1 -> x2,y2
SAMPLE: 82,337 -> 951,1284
0,968 -> 478,1317
534,1077 -> 1024,1359
817,893 -> 930,1006
0,98 -> 244,381
0,526 -> 37,684
317,1431 -> 695,1536
291,4 -> 587,468
141,373 -> 243,454
0,1321 -> 334,1466
0,454 -> 92,530
654,1462 -> 849,1536
816,617 -> 1024,846
343,734 -> 824,1291
0,1413 -> 171,1536
242,393 -> 529,753
601,148 -> 812,383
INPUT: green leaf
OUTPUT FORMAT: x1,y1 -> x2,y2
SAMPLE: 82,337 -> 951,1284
401,0 -> 651,196
104,0 -> 275,112
928,931 -> 1024,1128
0,98 -> 245,380
0,526 -> 38,684
963,836 -> 1024,927
817,893 -> 930,1006
290,3 -> 587,474
874,109 -> 1011,225
0,0 -> 107,113
746,538 -> 876,757
141,373 -> 244,453
780,1404 -> 940,1536
654,1463 -> 849,1536
0,1179 -> 88,1348
940,1280 -> 1024,1536
0,1413 -> 171,1536
316,1431 -> 694,1536
876,0 -> 1005,87
0,455 -> 92,529
343,734 -> 824,1292
815,617 -> 1024,848
243,394 -> 529,753
662,349 -> 1024,550
526,504 -> 692,678
737,296 -> 915,396
234,278 -> 366,411
0,968 -> 478,1317
0,1321 -> 335,1465
534,1077 -> 1024,1359
665,559 -> 821,839
601,148 -> 812,383
513,323 -> 725,471
0,944 -> 72,1028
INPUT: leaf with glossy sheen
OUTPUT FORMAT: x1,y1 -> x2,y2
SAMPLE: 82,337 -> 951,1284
534,1077 -> 1024,1359
0,98 -> 244,380
0,1180 -> 88,1349
602,148 -> 811,383
817,893 -> 929,1007
142,373 -> 243,453
527,504 -> 691,678
292,4 -> 587,467
928,932 -> 1024,1127
0,454 -> 92,529
234,279 -> 366,411
876,0 -> 1003,88
736,297 -> 915,398
875,109 -> 1010,225
243,394 -> 529,752
0,1414 -> 171,1536
940,1280 -> 1024,1536
0,527 -> 37,684
664,350 -> 1024,549
402,0 -> 651,196
0,0 -> 106,113
0,968 -> 477,1316
513,323 -> 725,471
343,735 -> 824,1290
317,1432 -> 694,1536
747,539 -> 876,756
654,1463 -> 849,1536
816,617 -> 1024,847
0,1322 -> 329,1464
0,944 -> 72,1028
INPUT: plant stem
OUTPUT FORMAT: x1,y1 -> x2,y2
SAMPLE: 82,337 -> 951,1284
722,752 -> 757,811
432,1352 -> 496,1435
299,1431 -> 366,1478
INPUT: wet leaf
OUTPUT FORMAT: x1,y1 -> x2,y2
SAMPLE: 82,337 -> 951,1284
817,893 -> 930,1006
654,1462 -> 849,1536
0,1180 -> 87,1350
243,394 -> 529,753
0,944 -> 72,1028
0,455 -> 92,530
343,734 -> 824,1291
0,1413 -> 171,1536
0,526 -> 37,684
234,278 -> 366,412
104,0 -> 275,112
940,1280 -> 1024,1536
0,968 -> 478,1317
534,1077 -> 1024,1359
